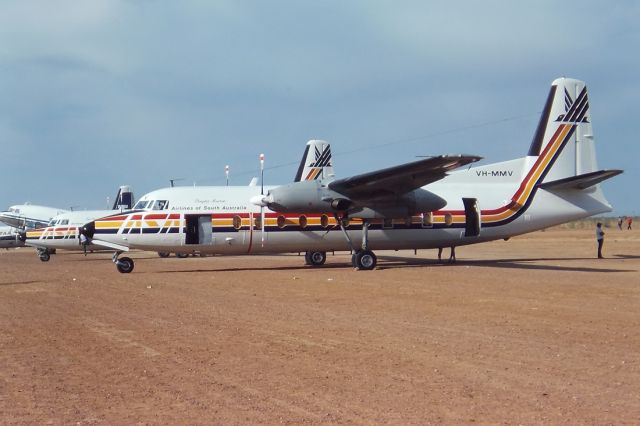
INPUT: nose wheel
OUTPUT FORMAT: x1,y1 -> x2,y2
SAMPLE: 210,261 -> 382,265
38,250 -> 51,262
113,251 -> 134,273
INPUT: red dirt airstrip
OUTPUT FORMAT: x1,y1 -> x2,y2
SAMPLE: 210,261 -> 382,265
1,226 -> 639,424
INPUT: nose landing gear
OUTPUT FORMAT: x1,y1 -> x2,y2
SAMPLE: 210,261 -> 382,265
113,251 -> 134,273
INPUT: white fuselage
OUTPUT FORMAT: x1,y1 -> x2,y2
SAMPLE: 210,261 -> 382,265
89,158 -> 612,256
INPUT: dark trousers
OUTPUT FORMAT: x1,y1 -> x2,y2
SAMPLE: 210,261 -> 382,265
597,239 -> 603,258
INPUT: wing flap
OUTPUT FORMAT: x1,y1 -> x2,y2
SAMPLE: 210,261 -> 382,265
328,154 -> 481,198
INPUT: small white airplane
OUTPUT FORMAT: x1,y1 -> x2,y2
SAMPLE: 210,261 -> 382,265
0,226 -> 23,249
0,204 -> 69,250
81,78 -> 622,273
23,186 -> 135,261
0,204 -> 68,230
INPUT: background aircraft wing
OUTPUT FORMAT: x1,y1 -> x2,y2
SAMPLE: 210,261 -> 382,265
328,154 -> 481,198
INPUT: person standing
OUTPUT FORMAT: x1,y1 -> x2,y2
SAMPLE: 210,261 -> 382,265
596,222 -> 605,259
627,217 -> 633,230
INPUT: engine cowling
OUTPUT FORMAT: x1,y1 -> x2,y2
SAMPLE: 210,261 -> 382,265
265,180 -> 346,213
262,181 -> 447,218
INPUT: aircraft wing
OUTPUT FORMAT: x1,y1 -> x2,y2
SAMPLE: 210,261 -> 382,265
328,154 -> 482,198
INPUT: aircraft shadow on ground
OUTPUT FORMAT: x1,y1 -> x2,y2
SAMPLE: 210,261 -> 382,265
61,253 -> 637,274
377,255 -> 635,273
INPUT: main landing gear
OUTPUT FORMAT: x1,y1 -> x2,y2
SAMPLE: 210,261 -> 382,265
336,215 -> 377,270
305,251 -> 327,266
113,251 -> 134,273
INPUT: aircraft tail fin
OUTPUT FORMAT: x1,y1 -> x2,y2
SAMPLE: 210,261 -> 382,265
112,185 -> 135,210
293,140 -> 335,182
527,78 -> 606,183
509,78 -> 621,215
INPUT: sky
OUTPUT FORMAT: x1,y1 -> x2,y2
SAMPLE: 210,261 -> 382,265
1,1 -> 638,215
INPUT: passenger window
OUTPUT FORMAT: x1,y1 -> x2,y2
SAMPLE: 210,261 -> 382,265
422,212 -> 433,228
299,215 -> 308,229
277,215 -> 286,229
320,214 -> 329,228
444,213 -> 453,226
232,215 -> 242,230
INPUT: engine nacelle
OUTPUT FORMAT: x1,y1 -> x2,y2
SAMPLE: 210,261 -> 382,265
266,180 -> 346,213
265,181 -> 447,217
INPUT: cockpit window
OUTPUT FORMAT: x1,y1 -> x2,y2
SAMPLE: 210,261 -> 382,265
133,200 -> 150,210
152,200 -> 169,210
61,219 -> 69,225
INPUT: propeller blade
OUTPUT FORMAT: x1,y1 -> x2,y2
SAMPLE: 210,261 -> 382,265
259,153 -> 265,246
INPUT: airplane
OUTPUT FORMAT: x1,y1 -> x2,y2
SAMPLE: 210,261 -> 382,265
0,204 -> 69,250
0,226 -> 23,249
80,78 -> 622,273
22,186 -> 135,261
0,204 -> 68,230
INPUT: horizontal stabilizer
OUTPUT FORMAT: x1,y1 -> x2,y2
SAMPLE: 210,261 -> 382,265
328,154 -> 482,199
539,169 -> 623,190
89,239 -> 130,252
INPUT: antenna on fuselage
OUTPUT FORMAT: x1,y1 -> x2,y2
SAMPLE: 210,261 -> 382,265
169,178 -> 184,188
225,165 -> 230,186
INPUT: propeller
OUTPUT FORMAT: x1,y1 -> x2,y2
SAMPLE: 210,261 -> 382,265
260,154 -> 265,246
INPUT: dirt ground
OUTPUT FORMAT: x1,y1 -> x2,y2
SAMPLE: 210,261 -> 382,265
1,227 -> 638,424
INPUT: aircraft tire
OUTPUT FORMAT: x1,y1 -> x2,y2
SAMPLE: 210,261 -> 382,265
305,251 -> 326,266
157,252 -> 170,258
175,253 -> 189,259
116,257 -> 134,273
39,252 -> 51,262
354,250 -> 376,270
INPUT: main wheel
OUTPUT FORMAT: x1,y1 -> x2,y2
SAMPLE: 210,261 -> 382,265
305,251 -> 326,266
116,257 -> 134,273
157,252 -> 170,258
176,253 -> 189,259
354,250 -> 376,270
39,252 -> 51,262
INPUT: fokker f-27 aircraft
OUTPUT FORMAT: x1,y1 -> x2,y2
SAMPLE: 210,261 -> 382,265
81,78 -> 622,272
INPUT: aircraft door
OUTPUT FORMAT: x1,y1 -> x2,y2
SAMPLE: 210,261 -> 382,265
185,214 -> 212,245
462,198 -> 481,237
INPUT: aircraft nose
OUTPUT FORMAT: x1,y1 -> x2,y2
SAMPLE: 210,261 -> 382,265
80,221 -> 95,239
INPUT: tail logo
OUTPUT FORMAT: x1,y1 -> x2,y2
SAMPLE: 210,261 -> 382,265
555,87 -> 590,123
304,145 -> 332,180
